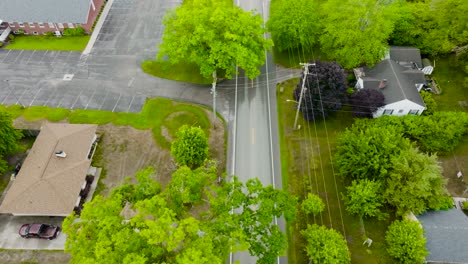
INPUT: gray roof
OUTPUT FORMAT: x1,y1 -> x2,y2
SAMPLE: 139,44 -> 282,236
0,0 -> 90,24
362,59 -> 426,107
390,46 -> 423,68
417,209 -> 468,264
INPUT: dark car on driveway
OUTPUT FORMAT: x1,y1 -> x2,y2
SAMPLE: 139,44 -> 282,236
19,224 -> 61,240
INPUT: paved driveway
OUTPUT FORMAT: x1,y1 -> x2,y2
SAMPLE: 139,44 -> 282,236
0,215 -> 65,250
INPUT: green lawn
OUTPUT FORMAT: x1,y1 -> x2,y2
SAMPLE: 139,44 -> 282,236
6,35 -> 90,51
277,79 -> 394,263
431,55 -> 468,112
142,60 -> 212,85
3,98 -> 211,150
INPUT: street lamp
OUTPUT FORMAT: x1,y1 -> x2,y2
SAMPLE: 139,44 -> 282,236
3,80 -> 24,107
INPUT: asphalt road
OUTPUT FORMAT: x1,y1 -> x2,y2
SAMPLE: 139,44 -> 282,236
229,0 -> 287,263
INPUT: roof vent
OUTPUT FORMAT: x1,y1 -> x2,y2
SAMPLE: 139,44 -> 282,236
379,79 -> 387,89
55,150 -> 67,158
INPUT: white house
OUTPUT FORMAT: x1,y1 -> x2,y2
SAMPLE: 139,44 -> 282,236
354,46 -> 429,118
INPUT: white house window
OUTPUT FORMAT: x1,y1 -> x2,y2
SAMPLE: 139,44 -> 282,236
28,22 -> 35,27
19,22 -> 24,28
38,22 -> 44,28
383,109 -> 394,115
398,109 -> 404,113
67,23 -> 74,28
48,22 -> 54,28
33,31 -> 39,35
9,22 -> 15,27
409,109 -> 419,115
57,23 -> 64,29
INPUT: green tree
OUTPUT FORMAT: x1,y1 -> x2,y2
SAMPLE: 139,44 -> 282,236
343,179 -> 387,219
64,167 -> 295,264
301,224 -> 350,264
320,0 -> 402,68
209,177 -> 297,264
385,147 -> 451,216
420,91 -> 437,115
165,163 -> 216,214
385,220 -> 428,264
267,0 -> 320,52
0,110 -> 22,157
158,0 -> 272,80
302,193 -> 325,216
335,124 -> 411,180
171,125 -> 209,169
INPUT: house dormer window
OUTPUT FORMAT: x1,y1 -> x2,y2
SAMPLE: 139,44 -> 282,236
383,109 -> 394,115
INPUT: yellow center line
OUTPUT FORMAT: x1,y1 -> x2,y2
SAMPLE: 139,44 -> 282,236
251,127 -> 255,145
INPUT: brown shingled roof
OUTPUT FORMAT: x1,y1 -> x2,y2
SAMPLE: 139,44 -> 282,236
0,123 -> 97,216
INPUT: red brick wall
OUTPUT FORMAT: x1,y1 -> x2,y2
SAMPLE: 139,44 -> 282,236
4,0 -> 106,34
81,0 -> 106,33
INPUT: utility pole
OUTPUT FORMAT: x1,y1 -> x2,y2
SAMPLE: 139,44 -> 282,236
211,71 -> 217,129
293,63 -> 313,130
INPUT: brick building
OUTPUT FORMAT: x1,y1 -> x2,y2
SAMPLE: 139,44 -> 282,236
0,0 -> 105,35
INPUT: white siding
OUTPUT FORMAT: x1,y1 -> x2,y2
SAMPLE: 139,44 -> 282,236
356,78 -> 364,89
373,99 -> 425,118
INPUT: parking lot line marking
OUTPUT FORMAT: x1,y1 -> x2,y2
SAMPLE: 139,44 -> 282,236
1,49 -> 11,63
43,86 -> 58,106
12,50 -> 24,65
17,86 -> 30,104
29,87 -> 43,107
51,51 -> 59,63
126,95 -> 135,112
99,89 -> 110,110
26,50 -> 36,64
85,88 -> 97,109
71,88 -> 85,109
112,93 -> 122,112
1,88 -> 12,104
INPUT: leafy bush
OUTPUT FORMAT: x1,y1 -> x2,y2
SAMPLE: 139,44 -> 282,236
343,179 -> 387,219
386,220 -> 428,264
63,26 -> 85,36
462,201 -> 468,210
301,224 -> 350,263
420,91 -> 437,115
301,193 -> 325,216
8,34 -> 14,40
44,31 -> 54,37
171,125 -> 209,169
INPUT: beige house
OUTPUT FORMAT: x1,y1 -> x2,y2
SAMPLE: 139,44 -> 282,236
0,123 -> 98,217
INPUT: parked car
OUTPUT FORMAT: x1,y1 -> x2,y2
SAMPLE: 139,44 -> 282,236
19,223 -> 60,240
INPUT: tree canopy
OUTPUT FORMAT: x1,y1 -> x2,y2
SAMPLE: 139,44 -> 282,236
385,220 -> 428,264
320,0 -> 402,68
293,60 -> 347,120
267,0 -> 320,52
171,125 -> 209,169
158,0 -> 272,80
301,193 -> 325,216
63,166 -> 297,264
343,179 -> 387,219
0,110 -> 22,157
385,147 -> 451,216
301,224 -> 350,263
350,88 -> 385,118
335,124 -> 411,180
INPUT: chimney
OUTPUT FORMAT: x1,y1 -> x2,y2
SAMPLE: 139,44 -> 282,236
379,79 -> 387,89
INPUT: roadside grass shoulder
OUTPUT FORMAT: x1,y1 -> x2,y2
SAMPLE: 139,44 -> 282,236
6,35 -> 90,51
277,79 -> 394,263
141,60 -> 212,85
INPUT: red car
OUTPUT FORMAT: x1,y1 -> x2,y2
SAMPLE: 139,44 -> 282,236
19,224 -> 61,240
